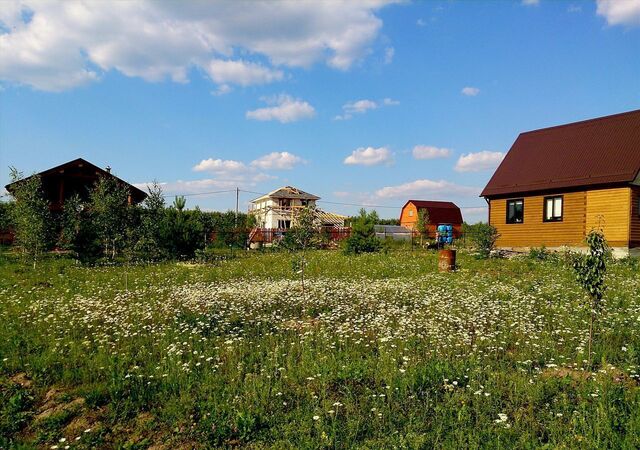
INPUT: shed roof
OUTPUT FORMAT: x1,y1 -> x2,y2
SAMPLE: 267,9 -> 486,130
481,109 -> 640,198
315,209 -> 347,226
403,200 -> 463,224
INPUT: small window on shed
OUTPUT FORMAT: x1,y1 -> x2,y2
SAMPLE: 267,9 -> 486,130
408,210 -> 414,217
506,199 -> 524,224
544,196 -> 563,222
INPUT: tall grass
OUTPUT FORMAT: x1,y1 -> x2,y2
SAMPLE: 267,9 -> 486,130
0,250 -> 639,448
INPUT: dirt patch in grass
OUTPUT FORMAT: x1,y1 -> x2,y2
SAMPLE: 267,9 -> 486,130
541,367 -> 591,383
36,389 -> 85,422
281,318 -> 322,332
10,372 -> 33,389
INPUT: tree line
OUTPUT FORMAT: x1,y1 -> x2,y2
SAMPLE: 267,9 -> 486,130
0,170 -> 253,266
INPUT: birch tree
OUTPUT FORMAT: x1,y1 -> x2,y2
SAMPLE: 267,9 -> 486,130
90,176 -> 130,259
8,168 -> 51,268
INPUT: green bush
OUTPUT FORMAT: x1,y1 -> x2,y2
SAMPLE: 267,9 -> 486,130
343,209 -> 381,255
468,223 -> 500,259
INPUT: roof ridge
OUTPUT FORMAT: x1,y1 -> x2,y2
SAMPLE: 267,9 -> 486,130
519,109 -> 640,136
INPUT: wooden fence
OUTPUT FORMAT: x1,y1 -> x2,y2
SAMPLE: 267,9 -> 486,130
249,227 -> 351,244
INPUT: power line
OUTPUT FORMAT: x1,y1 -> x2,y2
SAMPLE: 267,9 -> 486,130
161,189 -> 236,198
317,200 -> 401,209
240,189 -> 485,210
158,187 -> 488,210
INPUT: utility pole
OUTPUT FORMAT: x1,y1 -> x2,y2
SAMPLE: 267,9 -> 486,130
235,187 -> 239,226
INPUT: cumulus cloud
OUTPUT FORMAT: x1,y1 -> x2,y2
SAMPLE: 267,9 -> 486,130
141,178 -> 240,195
193,158 -> 247,174
344,146 -> 392,166
412,145 -> 452,160
596,0 -> 640,26
454,151 -> 505,172
461,86 -> 480,96
345,99 -> 378,115
135,173 -> 276,197
461,206 -> 488,224
384,46 -> 395,64
246,95 -> 315,123
193,152 -> 305,180
204,59 -> 284,86
250,151 -> 304,170
170,150 -> 307,196
0,1 -> 394,91
374,179 -> 479,199
462,206 -> 488,216
334,97 -> 399,120
211,84 -> 232,96
522,0 -> 540,6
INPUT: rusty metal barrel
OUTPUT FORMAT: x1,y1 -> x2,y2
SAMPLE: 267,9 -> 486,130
438,249 -> 456,272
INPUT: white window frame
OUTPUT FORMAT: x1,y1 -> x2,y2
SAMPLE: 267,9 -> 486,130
544,195 -> 563,222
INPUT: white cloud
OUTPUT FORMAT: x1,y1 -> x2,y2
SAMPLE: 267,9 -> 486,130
211,84 -> 232,96
346,99 -> 378,114
344,146 -> 392,166
454,151 -> 504,172
412,145 -> 452,160
567,4 -> 582,13
193,158 -> 247,174
0,1 -> 394,91
250,151 -> 304,170
147,150 -> 310,197
522,0 -> 540,6
596,0 -> 640,26
145,178 -> 240,194
374,179 -> 479,199
135,173 -> 276,197
384,46 -> 395,64
461,206 -> 488,224
416,18 -> 427,27
246,95 -> 315,123
334,97 -> 398,120
462,206 -> 488,215
461,86 -> 480,96
204,59 -> 283,86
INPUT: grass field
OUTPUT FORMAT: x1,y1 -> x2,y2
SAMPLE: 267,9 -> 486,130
1,249 -> 639,449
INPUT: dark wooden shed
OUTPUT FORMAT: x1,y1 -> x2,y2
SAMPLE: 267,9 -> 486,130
4,158 -> 147,212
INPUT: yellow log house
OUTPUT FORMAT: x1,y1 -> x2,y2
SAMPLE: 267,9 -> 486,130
481,110 -> 640,257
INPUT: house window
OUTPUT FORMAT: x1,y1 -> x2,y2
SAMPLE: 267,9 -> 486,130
544,196 -> 563,222
506,199 -> 524,224
408,210 -> 414,217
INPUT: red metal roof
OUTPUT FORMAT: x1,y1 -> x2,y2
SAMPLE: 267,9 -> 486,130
481,109 -> 640,198
403,200 -> 463,224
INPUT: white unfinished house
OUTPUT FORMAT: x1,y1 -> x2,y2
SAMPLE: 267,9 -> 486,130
248,186 -> 348,244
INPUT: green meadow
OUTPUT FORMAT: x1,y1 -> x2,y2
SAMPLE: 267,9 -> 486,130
1,250 -> 639,449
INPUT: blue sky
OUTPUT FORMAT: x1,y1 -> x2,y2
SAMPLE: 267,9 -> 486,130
1,0 -> 639,222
